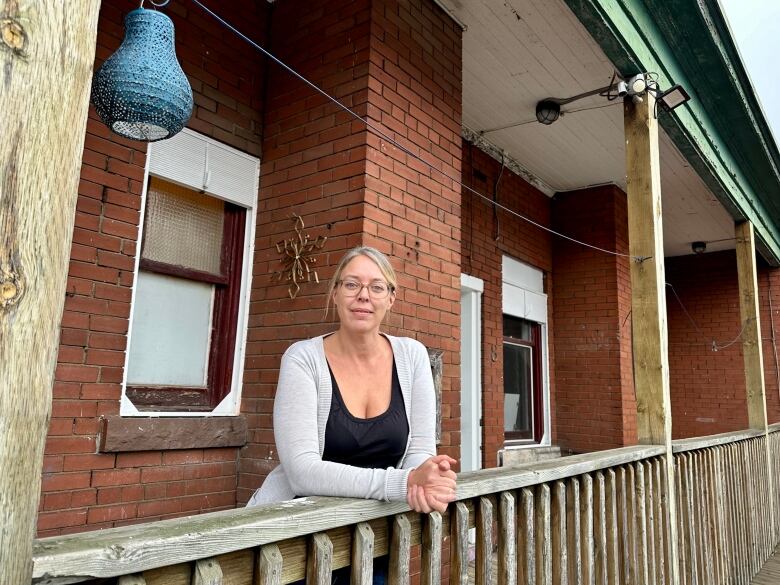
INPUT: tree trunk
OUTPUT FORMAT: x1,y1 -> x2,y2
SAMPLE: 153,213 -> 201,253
0,1 -> 101,582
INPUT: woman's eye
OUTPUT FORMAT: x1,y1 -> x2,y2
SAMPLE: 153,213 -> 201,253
344,281 -> 360,290
371,285 -> 386,294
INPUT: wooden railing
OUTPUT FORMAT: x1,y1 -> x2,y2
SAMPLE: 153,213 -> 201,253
32,426 -> 780,585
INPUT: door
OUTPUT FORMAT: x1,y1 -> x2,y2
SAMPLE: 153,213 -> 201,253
460,274 -> 483,471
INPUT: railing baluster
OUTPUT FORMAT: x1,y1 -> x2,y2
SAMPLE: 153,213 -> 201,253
351,522 -> 374,585
307,533 -> 333,585
552,481 -> 568,585
194,558 -> 223,585
653,459 -> 669,585
593,472 -> 606,585
673,455 -> 686,585
634,462 -> 648,585
698,452 -> 714,585
617,467 -> 630,585
451,502 -> 469,585
477,497 -> 495,585
519,487 -> 536,585
118,575 -> 146,585
255,544 -> 282,585
642,461 -> 656,585
580,474 -> 594,585
626,464 -> 639,585
536,484 -> 552,585
421,511 -> 442,585
499,492 -> 517,585
389,514 -> 411,585
567,478 -> 582,585
605,470 -> 619,585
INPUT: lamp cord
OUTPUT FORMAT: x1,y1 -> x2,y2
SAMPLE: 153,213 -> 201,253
189,0 -> 644,261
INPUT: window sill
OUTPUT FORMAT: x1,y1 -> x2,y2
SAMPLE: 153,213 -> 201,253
99,415 -> 248,452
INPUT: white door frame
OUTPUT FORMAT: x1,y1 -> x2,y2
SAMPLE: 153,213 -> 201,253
460,273 -> 484,471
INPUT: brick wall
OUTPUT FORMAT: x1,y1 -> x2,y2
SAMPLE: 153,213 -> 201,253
667,251 -> 780,437
41,0 -> 268,536
551,186 -> 636,453
238,0 -> 463,500
460,145 -> 554,466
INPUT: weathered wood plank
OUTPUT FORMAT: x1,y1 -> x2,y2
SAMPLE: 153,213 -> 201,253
118,576 -> 146,585
617,467 -> 630,585
389,514 -> 411,585
451,503 -> 469,585
671,429 -> 764,453
518,488 -> 536,585
567,478 -> 582,585
551,482 -> 568,585
306,534 -> 332,585
642,461 -> 656,585
255,544 -> 282,585
498,492 -> 516,585
421,512 -> 441,585
193,559 -> 223,585
592,473 -> 606,585
0,2 -> 102,583
477,497 -> 495,585
351,523 -> 374,585
536,484 -> 552,585
580,474 -> 594,585
604,470 -> 619,585
633,463 -> 649,585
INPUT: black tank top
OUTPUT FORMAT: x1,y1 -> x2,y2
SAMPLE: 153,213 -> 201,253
322,360 -> 409,469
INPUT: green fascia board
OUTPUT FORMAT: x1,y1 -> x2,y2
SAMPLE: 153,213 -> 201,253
563,0 -> 780,265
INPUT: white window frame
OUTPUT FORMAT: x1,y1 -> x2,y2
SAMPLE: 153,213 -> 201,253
121,128 -> 259,417
460,273 -> 484,472
501,255 -> 551,447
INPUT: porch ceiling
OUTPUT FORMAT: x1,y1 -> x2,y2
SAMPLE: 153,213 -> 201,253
440,0 -> 736,258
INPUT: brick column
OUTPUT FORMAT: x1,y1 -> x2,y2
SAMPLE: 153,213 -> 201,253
552,185 -> 636,452
239,0 -> 463,499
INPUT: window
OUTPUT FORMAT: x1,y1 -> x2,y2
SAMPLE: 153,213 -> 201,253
502,256 -> 549,445
503,315 -> 543,442
122,130 -> 258,416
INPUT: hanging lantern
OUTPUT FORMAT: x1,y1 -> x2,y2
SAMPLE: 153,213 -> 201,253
91,3 -> 193,142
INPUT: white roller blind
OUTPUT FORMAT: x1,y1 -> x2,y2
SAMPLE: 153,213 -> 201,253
148,128 -> 258,208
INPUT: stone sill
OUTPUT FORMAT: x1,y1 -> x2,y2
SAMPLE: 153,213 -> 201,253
98,415 -> 248,452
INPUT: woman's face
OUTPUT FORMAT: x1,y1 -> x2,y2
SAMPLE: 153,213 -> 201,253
333,254 -> 395,333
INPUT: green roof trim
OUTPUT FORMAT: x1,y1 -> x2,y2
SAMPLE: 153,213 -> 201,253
563,0 -> 780,265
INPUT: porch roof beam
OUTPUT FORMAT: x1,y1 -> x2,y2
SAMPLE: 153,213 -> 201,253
563,0 -> 780,265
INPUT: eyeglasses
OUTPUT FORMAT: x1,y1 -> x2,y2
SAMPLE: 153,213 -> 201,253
338,279 -> 395,299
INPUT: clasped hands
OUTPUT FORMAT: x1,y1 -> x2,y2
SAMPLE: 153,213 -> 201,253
406,454 -> 458,513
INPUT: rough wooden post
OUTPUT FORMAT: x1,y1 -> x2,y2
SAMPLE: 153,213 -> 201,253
623,92 -> 679,585
0,2 -> 101,583
735,220 -> 775,543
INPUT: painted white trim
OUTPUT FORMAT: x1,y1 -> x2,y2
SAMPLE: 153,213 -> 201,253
501,256 -> 551,447
460,273 -> 484,472
121,131 -> 260,417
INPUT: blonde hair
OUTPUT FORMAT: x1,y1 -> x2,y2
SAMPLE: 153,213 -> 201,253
325,246 -> 397,319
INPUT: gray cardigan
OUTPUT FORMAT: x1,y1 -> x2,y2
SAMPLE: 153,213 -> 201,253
247,333 -> 436,505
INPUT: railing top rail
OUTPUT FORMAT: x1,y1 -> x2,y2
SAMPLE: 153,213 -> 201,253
32,443 -> 664,583
671,428 -> 766,453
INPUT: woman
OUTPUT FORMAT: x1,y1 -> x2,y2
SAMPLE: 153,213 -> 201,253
248,246 -> 457,513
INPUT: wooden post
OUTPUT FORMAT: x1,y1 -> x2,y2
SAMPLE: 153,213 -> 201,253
734,220 -> 775,543
623,92 -> 679,584
0,2 -> 101,583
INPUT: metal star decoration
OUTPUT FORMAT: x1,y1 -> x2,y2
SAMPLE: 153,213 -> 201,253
273,214 -> 327,299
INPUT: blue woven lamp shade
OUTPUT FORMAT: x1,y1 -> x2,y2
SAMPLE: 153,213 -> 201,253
91,8 -> 193,142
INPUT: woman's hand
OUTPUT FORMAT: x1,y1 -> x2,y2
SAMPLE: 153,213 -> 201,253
406,454 -> 458,513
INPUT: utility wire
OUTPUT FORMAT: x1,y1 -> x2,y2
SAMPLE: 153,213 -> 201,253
190,0 -> 643,261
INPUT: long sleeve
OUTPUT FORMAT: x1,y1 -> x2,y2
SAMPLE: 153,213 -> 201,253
400,340 -> 437,471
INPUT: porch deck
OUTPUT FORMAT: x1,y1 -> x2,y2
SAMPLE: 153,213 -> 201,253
752,546 -> 780,585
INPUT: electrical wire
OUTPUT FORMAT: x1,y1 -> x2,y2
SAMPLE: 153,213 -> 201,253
190,0 -> 643,261
666,282 -> 751,351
